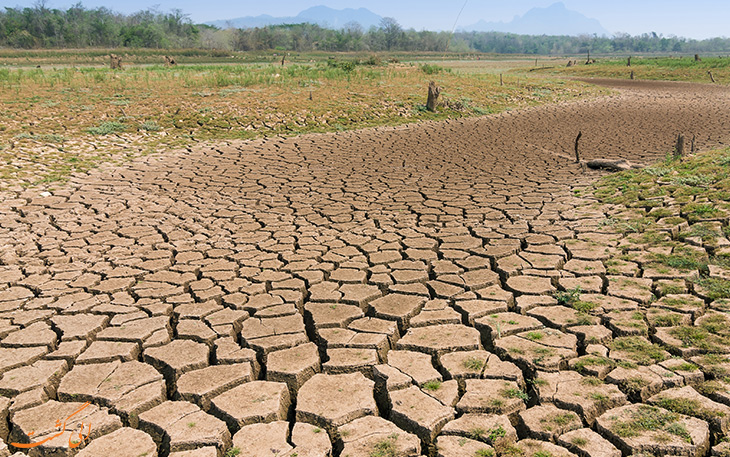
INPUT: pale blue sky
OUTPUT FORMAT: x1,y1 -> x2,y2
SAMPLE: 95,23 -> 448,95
3,0 -> 729,39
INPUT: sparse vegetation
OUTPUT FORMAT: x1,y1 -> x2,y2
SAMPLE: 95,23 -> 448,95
543,412 -> 578,427
0,55 -> 603,188
420,63 -> 450,75
463,357 -> 486,371
570,437 -> 588,446
533,451 -> 554,457
87,121 -> 126,136
370,435 -> 399,457
620,377 -> 650,396
590,393 -> 611,409
542,56 -> 730,84
554,286 -> 582,307
610,337 -> 668,365
696,277 -> 730,300
653,396 -> 725,422
225,448 -> 241,457
487,425 -> 507,442
610,405 -> 692,443
469,427 -> 488,441
581,376 -> 604,386
502,387 -> 529,401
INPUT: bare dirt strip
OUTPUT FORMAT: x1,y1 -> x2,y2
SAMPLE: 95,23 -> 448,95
0,80 -> 730,457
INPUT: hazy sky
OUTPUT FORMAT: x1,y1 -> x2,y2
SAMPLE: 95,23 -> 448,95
3,0 -> 729,39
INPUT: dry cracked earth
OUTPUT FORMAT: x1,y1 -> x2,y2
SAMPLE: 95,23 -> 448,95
1,79 -> 730,457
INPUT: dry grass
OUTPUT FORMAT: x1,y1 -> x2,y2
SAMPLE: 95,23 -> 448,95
0,54 -> 606,190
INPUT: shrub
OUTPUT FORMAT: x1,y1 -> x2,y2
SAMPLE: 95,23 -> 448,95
87,121 -> 125,135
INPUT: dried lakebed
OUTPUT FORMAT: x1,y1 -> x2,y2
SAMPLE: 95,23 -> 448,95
1,80 -> 730,456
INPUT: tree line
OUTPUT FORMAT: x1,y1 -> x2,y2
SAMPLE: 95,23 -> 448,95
0,3 -> 199,48
2,4 -> 730,55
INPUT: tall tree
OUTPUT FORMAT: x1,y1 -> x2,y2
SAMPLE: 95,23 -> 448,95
379,17 -> 402,51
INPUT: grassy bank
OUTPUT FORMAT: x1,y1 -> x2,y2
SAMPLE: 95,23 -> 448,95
537,56 -> 730,84
585,146 -> 730,300
0,57 -> 604,189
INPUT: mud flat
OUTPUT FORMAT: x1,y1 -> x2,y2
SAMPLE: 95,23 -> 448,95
1,80 -> 730,456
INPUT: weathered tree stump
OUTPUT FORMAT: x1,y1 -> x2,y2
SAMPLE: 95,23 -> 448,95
281,55 -> 286,66
674,134 -> 685,160
110,54 -> 123,70
426,81 -> 441,112
574,131 -> 582,163
164,56 -> 176,67
691,135 -> 697,153
695,54 -> 701,62
500,73 -> 503,86
627,56 -> 631,67
709,71 -> 716,83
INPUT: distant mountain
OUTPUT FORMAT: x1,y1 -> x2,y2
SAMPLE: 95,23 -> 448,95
207,6 -> 383,30
463,2 -> 609,36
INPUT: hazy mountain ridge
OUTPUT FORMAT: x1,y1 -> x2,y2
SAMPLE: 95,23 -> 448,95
207,6 -> 383,30
463,2 -> 609,36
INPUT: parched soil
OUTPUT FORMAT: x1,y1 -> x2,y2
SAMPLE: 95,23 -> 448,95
1,80 -> 730,456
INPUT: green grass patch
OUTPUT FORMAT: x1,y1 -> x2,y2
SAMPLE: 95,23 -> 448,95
502,387 -> 529,401
554,286 -> 582,306
487,425 -> 507,442
87,121 -> 126,135
422,380 -> 442,391
573,356 -> 614,374
139,120 -> 161,131
225,448 -> 241,457
540,56 -> 730,84
695,277 -> 730,300
420,63 -> 451,75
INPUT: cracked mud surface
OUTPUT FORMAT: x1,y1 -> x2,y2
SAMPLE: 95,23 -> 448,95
1,79 -> 730,456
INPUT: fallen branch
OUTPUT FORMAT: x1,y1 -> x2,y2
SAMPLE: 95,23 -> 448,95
585,159 -> 642,172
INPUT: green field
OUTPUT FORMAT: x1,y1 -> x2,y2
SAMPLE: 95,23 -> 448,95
537,56 -> 730,84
